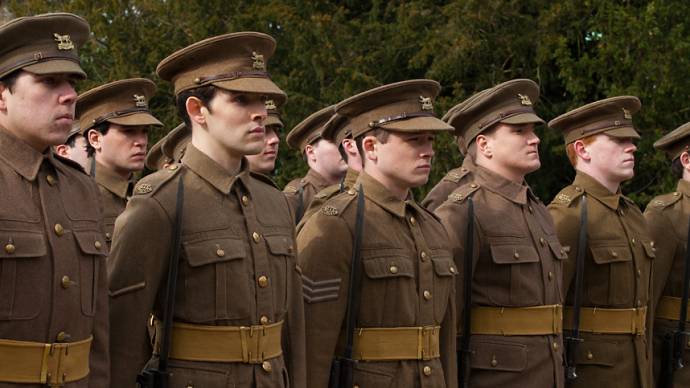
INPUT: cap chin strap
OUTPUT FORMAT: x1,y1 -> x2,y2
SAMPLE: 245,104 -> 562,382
368,111 -> 435,129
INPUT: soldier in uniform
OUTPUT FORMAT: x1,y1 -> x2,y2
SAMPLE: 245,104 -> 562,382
298,79 -> 458,388
548,96 -> 654,388
108,32 -> 306,387
434,79 -> 566,388
247,99 -> 282,175
160,122 -> 190,165
283,105 -> 346,222
55,123 -> 91,173
78,78 -> 163,246
0,13 -> 109,387
644,121 -> 690,386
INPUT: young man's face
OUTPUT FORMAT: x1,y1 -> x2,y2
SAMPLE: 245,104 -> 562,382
0,71 -> 78,151
584,134 -> 637,184
246,125 -> 279,174
482,122 -> 541,179
57,135 -> 90,170
92,124 -> 148,176
308,138 -> 347,178
368,131 -> 435,192
204,90 -> 267,158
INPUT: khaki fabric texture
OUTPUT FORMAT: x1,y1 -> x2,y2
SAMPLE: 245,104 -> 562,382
108,145 -> 306,388
548,171 -> 654,388
422,157 -> 475,212
644,179 -> 690,386
94,162 -> 132,247
297,171 -> 457,388
434,165 -> 566,388
283,168 -> 332,222
0,127 -> 109,387
296,168 -> 360,233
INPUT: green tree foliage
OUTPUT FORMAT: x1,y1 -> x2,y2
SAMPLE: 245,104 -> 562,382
6,0 -> 690,204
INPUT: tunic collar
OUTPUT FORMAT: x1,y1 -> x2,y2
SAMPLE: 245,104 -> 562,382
573,171 -> 623,210
355,171 -> 419,218
95,162 -> 132,199
0,125 -> 55,181
304,168 -> 331,190
473,164 -> 529,205
181,144 -> 249,194
677,179 -> 690,198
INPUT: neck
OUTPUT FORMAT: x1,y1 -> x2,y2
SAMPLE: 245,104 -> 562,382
363,166 -> 408,201
683,170 -> 690,182
308,162 -> 343,185
95,157 -> 133,180
191,130 -> 242,175
476,157 -> 525,183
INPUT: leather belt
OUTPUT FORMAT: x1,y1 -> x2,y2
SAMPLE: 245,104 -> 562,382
470,304 -> 563,335
564,306 -> 647,335
352,326 -> 441,361
656,296 -> 690,322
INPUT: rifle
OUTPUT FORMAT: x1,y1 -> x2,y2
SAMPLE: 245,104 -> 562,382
458,197 -> 474,387
659,213 -> 690,388
565,195 -> 587,381
329,184 -> 365,388
137,176 -> 185,388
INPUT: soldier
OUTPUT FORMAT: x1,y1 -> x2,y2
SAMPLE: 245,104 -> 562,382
0,13 -> 109,387
298,79 -> 458,388
78,78 -> 163,246
434,79 -> 566,388
247,99 -> 282,175
144,132 -> 170,171
108,32 -> 306,387
55,123 -> 92,173
284,105 -> 346,222
644,121 -> 690,386
548,96 -> 654,388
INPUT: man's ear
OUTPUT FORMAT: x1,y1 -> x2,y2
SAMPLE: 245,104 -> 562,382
0,82 -> 9,111
185,96 -> 207,126
573,139 -> 591,162
475,134 -> 492,158
362,135 -> 378,163
680,151 -> 690,170
87,129 -> 102,151
54,144 -> 69,157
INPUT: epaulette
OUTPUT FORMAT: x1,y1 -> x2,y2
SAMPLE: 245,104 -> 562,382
442,166 -> 471,183
320,187 -> 358,217
315,184 -> 340,199
133,163 -> 181,196
447,182 -> 481,203
54,154 -> 86,174
647,191 -> 683,209
249,171 -> 279,190
551,185 -> 586,207
283,179 -> 300,193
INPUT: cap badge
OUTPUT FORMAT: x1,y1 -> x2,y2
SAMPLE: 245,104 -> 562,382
265,100 -> 277,110
623,108 -> 632,120
53,33 -> 74,51
133,94 -> 147,108
419,96 -> 433,111
251,52 -> 265,70
517,94 -> 533,106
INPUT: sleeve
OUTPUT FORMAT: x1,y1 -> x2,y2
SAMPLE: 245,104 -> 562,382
547,202 -> 581,299
285,234 -> 307,387
88,201 -> 110,387
107,195 -> 172,388
297,213 -> 353,388
643,206 -> 678,309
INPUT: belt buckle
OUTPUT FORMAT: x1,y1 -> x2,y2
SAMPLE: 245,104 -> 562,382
43,342 -> 68,386
240,325 -> 267,364
420,326 -> 437,361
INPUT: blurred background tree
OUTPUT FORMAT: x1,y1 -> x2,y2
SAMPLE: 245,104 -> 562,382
5,0 -> 690,204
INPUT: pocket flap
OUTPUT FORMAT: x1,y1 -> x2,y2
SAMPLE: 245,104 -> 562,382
547,239 -> 568,260
184,237 -> 245,267
490,244 -> 539,264
264,234 -> 295,256
470,340 -> 527,372
431,255 -> 457,277
590,244 -> 632,264
575,339 -> 620,366
642,240 -> 656,259
363,257 -> 414,279
74,230 -> 107,256
0,231 -> 46,258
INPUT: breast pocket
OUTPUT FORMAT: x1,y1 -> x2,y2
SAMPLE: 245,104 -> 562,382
589,242 -> 633,306
264,234 -> 296,317
0,230 -> 47,320
488,239 -> 541,306
361,251 -> 416,324
431,252 -> 457,323
73,230 -> 108,317
183,236 -> 250,321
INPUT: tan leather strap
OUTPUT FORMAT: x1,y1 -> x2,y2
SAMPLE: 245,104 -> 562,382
470,304 -> 563,335
564,306 -> 647,335
656,296 -> 690,322
155,320 -> 283,363
0,336 -> 91,385
352,326 -> 441,361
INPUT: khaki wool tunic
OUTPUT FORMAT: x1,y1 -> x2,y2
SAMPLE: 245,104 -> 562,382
422,157 -> 475,212
108,145 -> 306,388
93,162 -> 131,247
435,164 -> 566,388
644,179 -> 690,386
283,168 -> 331,221
548,172 -> 654,388
296,168 -> 359,233
298,172 -> 458,388
0,127 -> 109,387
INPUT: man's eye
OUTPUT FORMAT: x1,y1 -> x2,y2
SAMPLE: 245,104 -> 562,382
233,95 -> 248,104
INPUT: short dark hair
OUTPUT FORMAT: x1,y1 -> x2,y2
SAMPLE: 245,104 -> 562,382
86,121 -> 110,157
671,157 -> 684,179
176,85 -> 218,127
64,132 -> 80,148
355,129 -> 389,165
0,70 -> 22,93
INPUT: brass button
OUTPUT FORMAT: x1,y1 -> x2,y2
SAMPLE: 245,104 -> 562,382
389,265 -> 399,274
528,206 -> 533,213
241,195 -> 249,206
194,77 -> 201,84
409,217 -> 416,225
4,243 -> 15,254
513,252 -> 520,260
552,342 -> 559,350
674,192 -> 680,196
420,251 -> 428,261
461,168 -> 468,172
490,355 -> 498,367
216,249 -> 225,257
354,385 -> 360,388
56,331 -> 70,342
650,241 -> 655,248
46,175 -> 56,186
637,300 -> 642,307
539,237 -> 546,247
587,351 -> 593,360
637,269 -> 641,277
168,164 -> 178,170
262,360 -> 272,372
423,290 -> 432,300
631,237 -> 636,245
54,224 -> 64,236
575,187 -> 582,192
618,209 -> 625,217
186,384 -> 194,388
548,271 -> 554,281
423,366 -> 432,376
258,275 -> 269,288
470,183 -> 478,189
94,240 -> 102,249
252,232 -> 261,243
449,266 -> 456,274
61,275 -> 74,289
611,250 -> 618,258
260,315 -> 269,325
105,232 -> 112,240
